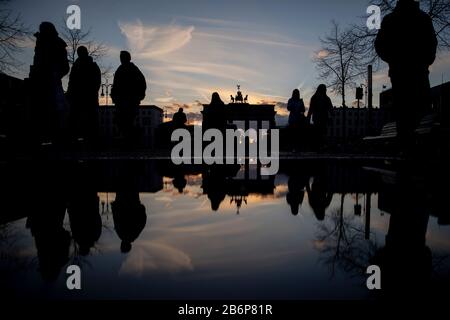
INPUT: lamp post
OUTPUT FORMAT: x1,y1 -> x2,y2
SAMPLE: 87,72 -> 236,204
101,78 -> 113,106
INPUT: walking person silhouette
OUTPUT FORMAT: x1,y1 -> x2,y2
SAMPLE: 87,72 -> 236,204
307,84 -> 333,151
287,89 -> 306,151
375,0 -> 437,155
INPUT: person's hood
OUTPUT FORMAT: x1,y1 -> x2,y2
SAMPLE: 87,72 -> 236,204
396,0 -> 420,11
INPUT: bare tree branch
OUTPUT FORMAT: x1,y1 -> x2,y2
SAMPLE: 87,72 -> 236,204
313,22 -> 375,107
0,0 -> 29,73
60,22 -> 110,77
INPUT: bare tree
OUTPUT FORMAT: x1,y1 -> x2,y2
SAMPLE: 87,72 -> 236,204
0,0 -> 28,73
60,25 -> 110,76
314,21 -> 375,108
315,203 -> 379,279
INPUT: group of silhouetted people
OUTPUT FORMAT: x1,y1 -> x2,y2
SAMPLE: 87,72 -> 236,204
28,0 -> 438,155
29,22 -> 147,148
286,85 -> 333,151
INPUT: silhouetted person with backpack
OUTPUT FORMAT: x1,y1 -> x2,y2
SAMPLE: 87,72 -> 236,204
307,84 -> 333,150
375,0 -> 437,154
30,22 -> 70,146
111,51 -> 146,145
67,46 -> 101,145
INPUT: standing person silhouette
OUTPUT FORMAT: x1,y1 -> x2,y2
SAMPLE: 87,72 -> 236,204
111,51 -> 147,145
375,0 -> 437,154
67,46 -> 101,145
173,107 -> 188,128
307,84 -> 333,151
30,22 -> 70,146
287,89 -> 306,151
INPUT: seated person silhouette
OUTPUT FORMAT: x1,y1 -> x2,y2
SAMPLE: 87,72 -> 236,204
375,0 -> 437,154
111,51 -> 147,145
173,107 -> 188,129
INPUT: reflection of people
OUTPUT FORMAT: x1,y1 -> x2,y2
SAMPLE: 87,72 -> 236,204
27,162 -> 71,281
306,172 -> 333,221
111,51 -> 147,143
307,84 -> 333,150
67,46 -> 101,144
375,0 -> 437,153
286,174 -> 309,216
173,108 -> 188,128
68,163 -> 102,256
30,22 -> 70,145
173,174 -> 187,194
371,170 -> 432,296
112,162 -> 147,253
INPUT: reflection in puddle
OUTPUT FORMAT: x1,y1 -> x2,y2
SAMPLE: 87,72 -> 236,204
0,160 -> 449,299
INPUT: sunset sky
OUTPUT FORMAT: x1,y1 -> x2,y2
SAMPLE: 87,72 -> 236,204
11,0 -> 450,124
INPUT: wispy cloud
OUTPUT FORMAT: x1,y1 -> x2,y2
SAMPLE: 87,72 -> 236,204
118,19 -> 194,58
118,18 -> 316,118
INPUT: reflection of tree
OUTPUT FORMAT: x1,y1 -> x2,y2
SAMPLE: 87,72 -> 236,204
315,201 -> 379,278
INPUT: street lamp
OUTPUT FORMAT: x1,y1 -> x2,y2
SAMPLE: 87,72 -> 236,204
101,78 -> 113,106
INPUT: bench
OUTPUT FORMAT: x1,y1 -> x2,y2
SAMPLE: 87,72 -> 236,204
363,113 -> 438,143
363,122 -> 397,142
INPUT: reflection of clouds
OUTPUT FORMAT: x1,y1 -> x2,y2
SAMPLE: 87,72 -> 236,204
119,242 -> 194,277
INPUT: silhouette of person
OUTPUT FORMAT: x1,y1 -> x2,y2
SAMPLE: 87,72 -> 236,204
67,163 -> 102,256
286,173 -> 309,216
173,174 -> 187,194
307,84 -> 333,151
375,0 -> 437,153
111,51 -> 147,144
173,108 -> 188,128
112,162 -> 147,253
202,166 -> 235,212
30,22 -> 70,145
306,172 -> 333,221
371,169 -> 432,296
67,46 -> 101,145
206,92 -> 227,130
287,89 -> 306,151
27,161 -> 71,281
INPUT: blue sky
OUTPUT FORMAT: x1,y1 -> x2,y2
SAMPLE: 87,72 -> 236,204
11,0 -> 450,123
